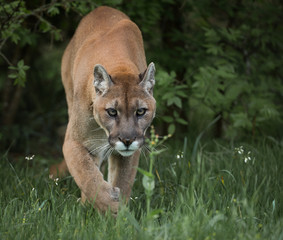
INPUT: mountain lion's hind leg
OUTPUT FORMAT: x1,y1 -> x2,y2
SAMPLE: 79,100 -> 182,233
49,159 -> 69,179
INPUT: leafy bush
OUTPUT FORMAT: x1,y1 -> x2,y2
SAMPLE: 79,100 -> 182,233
155,0 -> 283,139
189,4 -> 283,138
155,68 -> 188,134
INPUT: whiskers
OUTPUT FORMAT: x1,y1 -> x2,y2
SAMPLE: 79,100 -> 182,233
91,126 -> 103,133
101,145 -> 115,162
141,137 -> 168,161
142,144 -> 151,154
141,144 -> 150,164
84,137 -> 115,166
88,142 -> 109,155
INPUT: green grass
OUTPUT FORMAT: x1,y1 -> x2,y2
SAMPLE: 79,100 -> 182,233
0,138 -> 282,240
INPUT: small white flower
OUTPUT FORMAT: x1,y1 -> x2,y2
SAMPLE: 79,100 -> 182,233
176,152 -> 184,159
235,146 -> 244,155
25,155 -> 35,161
54,178 -> 59,185
130,196 -> 139,201
244,156 -> 251,163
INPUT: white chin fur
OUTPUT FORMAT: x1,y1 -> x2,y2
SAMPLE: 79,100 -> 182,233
115,141 -> 139,157
117,150 -> 135,157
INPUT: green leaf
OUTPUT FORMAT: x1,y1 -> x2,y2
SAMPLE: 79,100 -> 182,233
231,113 -> 252,129
142,175 -> 155,191
8,66 -> 17,70
11,33 -> 20,44
19,69 -> 25,78
225,82 -> 247,102
259,105 -> 280,120
147,208 -> 164,220
162,92 -> 174,100
23,65 -> 30,71
162,116 -> 174,123
8,74 -> 17,79
152,149 -> 167,155
38,199 -> 48,210
39,21 -> 51,33
8,60 -> 30,87
52,29 -> 62,41
48,6 -> 60,16
174,97 -> 182,108
167,97 -> 182,108
137,168 -> 153,178
168,124 -> 176,134
176,118 -> 188,125
173,111 -> 179,118
17,60 -> 24,68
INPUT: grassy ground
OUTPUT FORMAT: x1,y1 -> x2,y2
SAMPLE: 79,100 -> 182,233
0,138 -> 282,240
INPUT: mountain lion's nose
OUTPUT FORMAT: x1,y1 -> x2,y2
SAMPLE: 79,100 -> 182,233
118,137 -> 135,147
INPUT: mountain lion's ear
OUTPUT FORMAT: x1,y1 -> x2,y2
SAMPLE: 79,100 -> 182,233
140,62 -> 155,95
93,64 -> 113,95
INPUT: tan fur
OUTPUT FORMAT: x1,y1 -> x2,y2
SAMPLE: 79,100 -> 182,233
50,6 -> 156,215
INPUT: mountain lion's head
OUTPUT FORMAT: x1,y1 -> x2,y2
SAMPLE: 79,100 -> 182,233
92,63 -> 156,157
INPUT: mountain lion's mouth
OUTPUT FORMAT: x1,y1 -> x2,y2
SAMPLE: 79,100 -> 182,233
117,149 -> 135,157
114,140 -> 139,157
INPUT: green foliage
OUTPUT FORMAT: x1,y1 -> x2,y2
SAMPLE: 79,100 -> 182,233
190,9 -> 283,137
0,0 -> 122,84
155,68 -> 188,134
138,126 -> 170,217
8,60 -> 29,87
0,1 -> 60,49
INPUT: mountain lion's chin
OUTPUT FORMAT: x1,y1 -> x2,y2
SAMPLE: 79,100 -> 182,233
117,150 -> 136,157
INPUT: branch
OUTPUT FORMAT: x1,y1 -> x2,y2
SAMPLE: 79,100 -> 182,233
0,52 -> 13,66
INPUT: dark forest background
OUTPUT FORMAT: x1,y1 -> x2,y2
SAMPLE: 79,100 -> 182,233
1,0 -> 282,157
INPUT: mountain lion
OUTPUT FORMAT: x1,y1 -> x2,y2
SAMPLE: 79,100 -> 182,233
50,6 -> 156,215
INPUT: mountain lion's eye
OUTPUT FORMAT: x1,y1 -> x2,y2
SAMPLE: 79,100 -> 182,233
136,108 -> 147,117
106,108 -> 117,117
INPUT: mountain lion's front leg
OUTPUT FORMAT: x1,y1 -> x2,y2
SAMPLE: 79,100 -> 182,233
63,138 -> 120,214
108,151 -> 140,202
